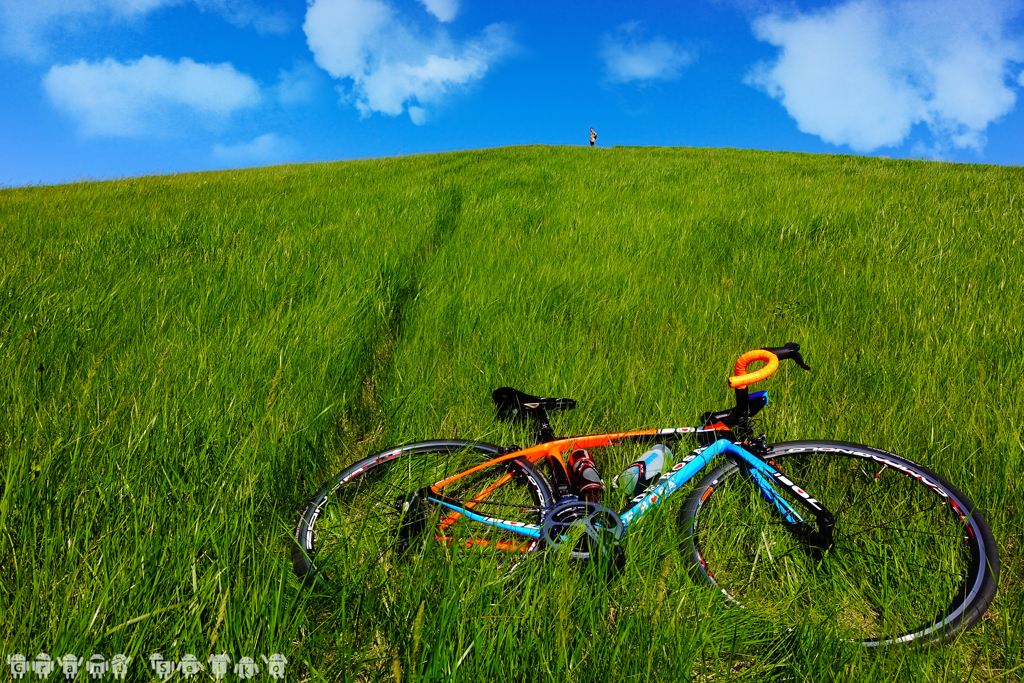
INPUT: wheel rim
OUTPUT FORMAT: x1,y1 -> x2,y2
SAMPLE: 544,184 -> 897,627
689,444 -> 988,645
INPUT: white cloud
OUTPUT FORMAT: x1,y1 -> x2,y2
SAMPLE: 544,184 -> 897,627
276,62 -> 323,105
203,0 -> 289,35
747,0 -> 1024,153
407,105 -> 427,125
0,0 -> 287,60
601,22 -> 696,84
43,56 -> 261,137
418,0 -> 457,23
212,133 -> 297,165
303,0 -> 512,123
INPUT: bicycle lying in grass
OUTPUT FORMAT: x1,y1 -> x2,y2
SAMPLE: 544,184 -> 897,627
292,344 -> 998,647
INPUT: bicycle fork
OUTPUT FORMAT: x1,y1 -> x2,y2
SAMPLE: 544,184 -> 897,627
621,440 -> 835,554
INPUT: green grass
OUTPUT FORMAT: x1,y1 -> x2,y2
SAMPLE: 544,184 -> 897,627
1,145 -> 1022,681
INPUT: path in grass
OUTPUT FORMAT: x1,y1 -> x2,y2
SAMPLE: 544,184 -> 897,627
2,146 -> 1022,681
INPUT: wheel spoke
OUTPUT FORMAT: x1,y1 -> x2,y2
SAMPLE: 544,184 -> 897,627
682,442 -> 995,645
296,444 -> 554,587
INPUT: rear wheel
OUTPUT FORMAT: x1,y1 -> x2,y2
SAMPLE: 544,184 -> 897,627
680,440 -> 999,646
293,440 -> 554,587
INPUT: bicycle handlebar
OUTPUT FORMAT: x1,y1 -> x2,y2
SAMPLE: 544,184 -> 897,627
729,350 -> 779,389
728,342 -> 811,389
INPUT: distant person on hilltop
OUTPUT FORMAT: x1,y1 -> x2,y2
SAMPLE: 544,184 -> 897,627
590,127 -> 597,147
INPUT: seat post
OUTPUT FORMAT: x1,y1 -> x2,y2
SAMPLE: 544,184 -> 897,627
535,407 -> 556,444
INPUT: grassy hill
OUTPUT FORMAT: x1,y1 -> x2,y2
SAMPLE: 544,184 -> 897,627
2,145 -> 1022,681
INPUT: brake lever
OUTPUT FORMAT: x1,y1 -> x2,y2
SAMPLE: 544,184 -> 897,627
763,342 -> 811,372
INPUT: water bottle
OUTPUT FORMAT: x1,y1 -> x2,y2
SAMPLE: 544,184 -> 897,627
614,444 -> 673,499
568,449 -> 605,503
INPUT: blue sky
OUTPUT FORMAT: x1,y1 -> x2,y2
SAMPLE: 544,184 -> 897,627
2,0 -> 1023,186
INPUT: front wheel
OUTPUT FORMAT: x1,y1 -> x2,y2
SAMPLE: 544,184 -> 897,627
679,440 -> 999,646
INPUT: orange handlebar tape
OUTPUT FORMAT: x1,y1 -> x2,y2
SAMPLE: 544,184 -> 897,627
728,349 -> 780,389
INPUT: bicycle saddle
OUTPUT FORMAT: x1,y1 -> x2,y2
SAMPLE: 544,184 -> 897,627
492,387 -> 577,422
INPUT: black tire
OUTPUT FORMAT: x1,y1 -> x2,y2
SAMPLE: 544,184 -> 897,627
293,440 -> 555,586
680,440 -> 999,646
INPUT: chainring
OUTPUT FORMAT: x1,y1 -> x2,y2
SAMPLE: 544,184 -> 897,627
539,500 -> 625,570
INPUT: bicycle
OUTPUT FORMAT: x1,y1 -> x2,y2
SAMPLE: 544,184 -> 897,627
292,343 -> 999,647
